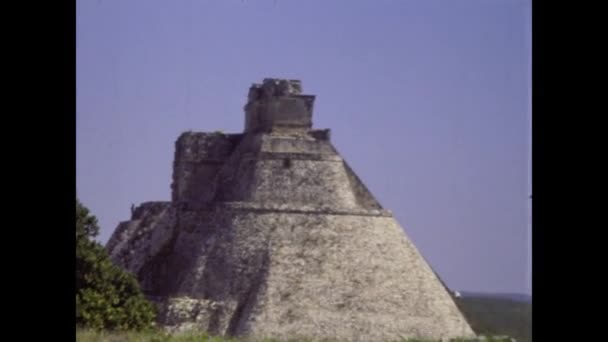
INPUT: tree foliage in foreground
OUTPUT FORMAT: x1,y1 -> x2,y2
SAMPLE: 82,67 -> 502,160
76,199 -> 156,331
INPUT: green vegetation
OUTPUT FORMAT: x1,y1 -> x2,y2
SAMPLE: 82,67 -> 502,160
397,338 -> 513,342
76,329 -> 514,342
455,295 -> 531,342
76,199 -> 157,331
76,329 -> 238,342
74,202 -> 524,341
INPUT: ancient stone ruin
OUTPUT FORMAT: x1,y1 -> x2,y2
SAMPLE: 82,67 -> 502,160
107,78 -> 476,341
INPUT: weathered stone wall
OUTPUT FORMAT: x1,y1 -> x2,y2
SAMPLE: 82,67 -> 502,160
171,132 -> 242,204
108,204 -> 474,341
106,201 -> 176,276
245,97 -> 314,133
342,160 -> 384,210
107,78 -> 476,341
179,131 -> 373,211
244,79 -> 315,133
198,132 -> 263,205
309,128 -> 331,141
243,213 -> 473,341
246,158 -> 358,208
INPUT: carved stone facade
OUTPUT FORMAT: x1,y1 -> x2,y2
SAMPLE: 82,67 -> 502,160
244,79 -> 314,133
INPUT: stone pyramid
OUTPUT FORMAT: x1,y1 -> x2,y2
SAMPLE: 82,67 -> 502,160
107,78 -> 476,341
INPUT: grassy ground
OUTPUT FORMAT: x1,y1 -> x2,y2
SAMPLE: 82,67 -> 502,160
78,294 -> 528,342
455,296 -> 531,342
76,329 -> 237,342
77,295 -> 529,342
76,329 -> 514,342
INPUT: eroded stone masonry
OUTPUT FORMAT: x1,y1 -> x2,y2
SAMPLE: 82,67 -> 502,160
106,78 -> 476,341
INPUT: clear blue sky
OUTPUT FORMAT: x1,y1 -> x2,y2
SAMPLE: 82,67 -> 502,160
77,0 -> 531,295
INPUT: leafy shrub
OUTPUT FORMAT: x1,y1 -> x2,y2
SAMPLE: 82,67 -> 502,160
76,199 -> 157,331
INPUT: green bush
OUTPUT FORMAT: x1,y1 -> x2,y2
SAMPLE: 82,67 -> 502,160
76,329 -> 239,342
76,331 -> 515,342
76,199 -> 157,331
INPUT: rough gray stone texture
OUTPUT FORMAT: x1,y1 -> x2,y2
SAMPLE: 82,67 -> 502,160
245,79 -> 314,133
171,132 -> 243,204
107,79 -> 476,341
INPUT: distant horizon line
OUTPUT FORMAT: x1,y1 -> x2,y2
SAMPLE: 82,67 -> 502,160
457,290 -> 532,298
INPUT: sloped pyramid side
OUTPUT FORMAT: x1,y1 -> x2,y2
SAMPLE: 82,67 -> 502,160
107,129 -> 475,341
214,212 -> 475,341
